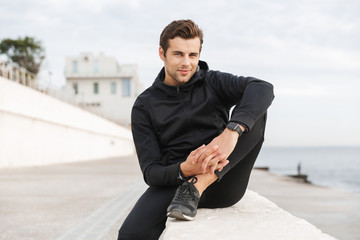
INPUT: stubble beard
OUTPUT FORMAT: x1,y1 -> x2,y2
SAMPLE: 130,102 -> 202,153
166,68 -> 192,86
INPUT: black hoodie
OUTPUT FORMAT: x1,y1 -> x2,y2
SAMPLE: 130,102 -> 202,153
131,61 -> 274,187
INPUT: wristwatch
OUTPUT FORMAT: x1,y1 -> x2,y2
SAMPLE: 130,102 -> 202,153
226,122 -> 243,137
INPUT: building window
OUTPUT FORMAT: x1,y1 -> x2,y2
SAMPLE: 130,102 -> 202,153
111,82 -> 117,94
72,60 -> 78,73
93,82 -> 99,94
93,60 -> 99,74
72,83 -> 78,95
122,78 -> 131,97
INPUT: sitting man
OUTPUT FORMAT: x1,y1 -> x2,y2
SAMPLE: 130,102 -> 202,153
118,19 -> 274,240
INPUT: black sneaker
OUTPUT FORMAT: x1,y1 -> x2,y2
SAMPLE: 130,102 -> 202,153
167,177 -> 200,221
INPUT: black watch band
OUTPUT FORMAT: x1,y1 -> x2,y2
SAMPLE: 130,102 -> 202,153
226,122 -> 243,137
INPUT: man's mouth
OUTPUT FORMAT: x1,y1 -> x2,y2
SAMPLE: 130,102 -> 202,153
178,69 -> 190,75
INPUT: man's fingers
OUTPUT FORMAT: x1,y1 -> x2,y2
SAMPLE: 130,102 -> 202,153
199,145 -> 218,170
208,153 -> 226,166
198,145 -> 219,162
190,145 -> 206,164
210,165 -> 217,174
192,145 -> 206,164
201,153 -> 217,172
217,160 -> 229,171
202,153 -> 227,173
191,144 -> 205,156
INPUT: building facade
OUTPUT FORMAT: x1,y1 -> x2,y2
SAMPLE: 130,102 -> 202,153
64,53 -> 142,126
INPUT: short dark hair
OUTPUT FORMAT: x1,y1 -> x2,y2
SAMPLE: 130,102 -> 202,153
160,19 -> 204,56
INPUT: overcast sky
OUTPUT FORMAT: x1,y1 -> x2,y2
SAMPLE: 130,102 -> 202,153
1,0 -> 360,147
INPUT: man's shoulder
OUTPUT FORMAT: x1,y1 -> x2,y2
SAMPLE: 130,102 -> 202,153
134,85 -> 157,104
200,69 -> 226,86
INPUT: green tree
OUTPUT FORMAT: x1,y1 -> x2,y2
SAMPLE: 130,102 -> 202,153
0,36 -> 45,75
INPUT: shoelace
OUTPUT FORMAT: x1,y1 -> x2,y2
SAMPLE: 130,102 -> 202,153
175,177 -> 198,202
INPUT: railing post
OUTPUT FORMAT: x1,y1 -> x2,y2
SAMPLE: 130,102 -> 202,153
15,67 -> 20,84
9,67 -> 13,81
0,62 -> 4,77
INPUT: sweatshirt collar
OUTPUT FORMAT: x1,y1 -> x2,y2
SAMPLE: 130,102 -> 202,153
152,60 -> 209,94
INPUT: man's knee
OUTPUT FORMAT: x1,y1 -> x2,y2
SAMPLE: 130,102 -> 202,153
199,184 -> 247,209
218,188 -> 247,208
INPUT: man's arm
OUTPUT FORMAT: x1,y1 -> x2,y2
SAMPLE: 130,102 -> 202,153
200,71 -> 274,171
208,71 -> 274,131
200,127 -> 242,173
131,98 -> 181,187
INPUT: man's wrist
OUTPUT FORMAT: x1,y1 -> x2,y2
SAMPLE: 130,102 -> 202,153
179,162 -> 192,178
226,122 -> 244,137
238,124 -> 246,132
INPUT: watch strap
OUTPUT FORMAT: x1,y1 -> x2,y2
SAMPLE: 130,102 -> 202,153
226,122 -> 243,137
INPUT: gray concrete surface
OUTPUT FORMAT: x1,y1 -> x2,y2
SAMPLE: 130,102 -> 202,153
1,156 -> 359,240
163,190 -> 337,240
0,156 -> 145,240
248,169 -> 360,240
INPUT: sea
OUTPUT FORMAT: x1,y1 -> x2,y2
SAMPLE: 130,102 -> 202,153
254,146 -> 360,195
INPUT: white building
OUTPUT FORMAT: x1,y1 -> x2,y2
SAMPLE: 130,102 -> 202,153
64,52 -> 142,126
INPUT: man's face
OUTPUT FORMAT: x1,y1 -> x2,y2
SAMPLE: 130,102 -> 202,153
159,37 -> 200,86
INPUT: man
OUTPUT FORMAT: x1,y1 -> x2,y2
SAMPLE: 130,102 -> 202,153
118,19 -> 274,240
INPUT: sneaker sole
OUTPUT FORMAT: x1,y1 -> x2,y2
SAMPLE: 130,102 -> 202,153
167,209 -> 195,221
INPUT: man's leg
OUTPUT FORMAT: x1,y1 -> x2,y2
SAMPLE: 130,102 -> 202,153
198,139 -> 263,208
167,114 -> 267,219
198,114 -> 266,208
118,186 -> 177,240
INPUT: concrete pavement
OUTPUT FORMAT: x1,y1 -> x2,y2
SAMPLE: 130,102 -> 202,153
1,156 -> 359,240
0,156 -> 145,240
248,169 -> 360,240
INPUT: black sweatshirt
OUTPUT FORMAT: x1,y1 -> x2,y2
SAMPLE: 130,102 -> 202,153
131,61 -> 274,187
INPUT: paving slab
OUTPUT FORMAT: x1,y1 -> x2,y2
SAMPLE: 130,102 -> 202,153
0,156 -> 143,240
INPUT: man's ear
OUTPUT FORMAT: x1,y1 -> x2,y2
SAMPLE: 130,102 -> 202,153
159,46 -> 165,61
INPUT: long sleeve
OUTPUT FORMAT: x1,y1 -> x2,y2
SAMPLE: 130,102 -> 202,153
131,98 -> 181,187
206,71 -> 274,131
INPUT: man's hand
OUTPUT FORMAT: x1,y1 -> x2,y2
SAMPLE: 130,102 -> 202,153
180,144 -> 228,177
200,128 -> 240,173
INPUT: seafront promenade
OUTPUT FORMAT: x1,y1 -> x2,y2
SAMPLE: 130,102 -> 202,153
0,156 -> 146,240
1,155 -> 359,240
249,169 -> 360,240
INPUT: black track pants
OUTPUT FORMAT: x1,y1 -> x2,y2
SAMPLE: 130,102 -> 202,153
118,115 -> 266,240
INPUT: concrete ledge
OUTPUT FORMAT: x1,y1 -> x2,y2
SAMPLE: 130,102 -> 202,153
163,190 -> 337,240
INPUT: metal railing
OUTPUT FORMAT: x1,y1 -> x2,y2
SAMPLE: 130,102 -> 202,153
0,61 -> 79,105
0,61 -> 37,88
0,61 -> 127,127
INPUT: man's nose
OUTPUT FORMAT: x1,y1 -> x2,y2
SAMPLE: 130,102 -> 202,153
181,55 -> 190,66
